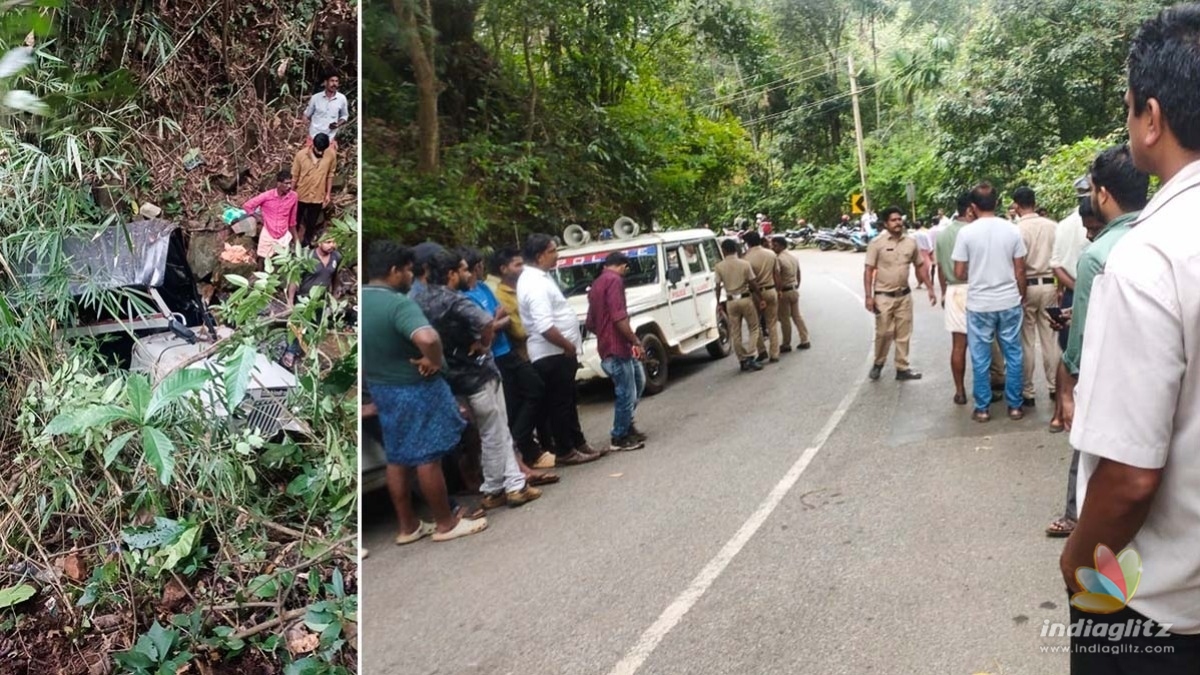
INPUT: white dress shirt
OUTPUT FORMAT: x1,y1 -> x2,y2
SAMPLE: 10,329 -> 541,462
1073,158 -> 1200,634
516,265 -> 582,362
1050,209 -> 1088,281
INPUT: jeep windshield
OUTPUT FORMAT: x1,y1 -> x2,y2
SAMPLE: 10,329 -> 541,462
553,245 -> 659,297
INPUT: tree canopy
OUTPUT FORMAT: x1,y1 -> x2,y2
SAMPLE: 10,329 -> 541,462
369,0 -> 1173,246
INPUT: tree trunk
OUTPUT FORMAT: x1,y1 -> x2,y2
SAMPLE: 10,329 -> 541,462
396,0 -> 440,173
520,15 -> 538,200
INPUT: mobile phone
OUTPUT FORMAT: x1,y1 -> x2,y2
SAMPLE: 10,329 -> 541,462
1047,307 -> 1064,323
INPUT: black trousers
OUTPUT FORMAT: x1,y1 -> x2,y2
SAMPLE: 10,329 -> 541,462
297,202 -> 323,246
1069,602 -> 1200,673
531,353 -> 586,455
496,352 -> 546,464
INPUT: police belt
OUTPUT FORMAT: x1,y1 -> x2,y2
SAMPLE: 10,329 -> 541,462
729,292 -> 755,300
873,287 -> 912,298
780,285 -> 797,292
1026,277 -> 1055,286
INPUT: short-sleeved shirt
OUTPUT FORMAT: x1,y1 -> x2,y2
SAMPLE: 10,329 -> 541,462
361,285 -> 431,386
776,251 -> 800,288
743,246 -> 778,288
914,229 -> 935,253
291,147 -> 337,204
935,219 -> 968,285
951,217 -> 1027,312
1051,209 -> 1088,281
304,91 -> 349,139
517,266 -> 582,362
865,232 -> 920,292
464,282 -> 512,359
714,257 -> 754,296
1060,213 -> 1136,376
414,284 -> 499,396
1072,159 -> 1200,633
586,268 -> 633,360
491,279 -> 528,360
243,189 -> 298,239
1017,213 -> 1059,276
296,249 -> 342,299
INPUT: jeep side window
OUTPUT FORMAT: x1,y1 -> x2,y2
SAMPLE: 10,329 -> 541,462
682,244 -> 704,275
700,239 -> 720,271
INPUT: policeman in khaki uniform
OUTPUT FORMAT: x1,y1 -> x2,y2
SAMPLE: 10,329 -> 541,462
713,238 -> 764,372
770,236 -> 811,351
742,231 -> 782,363
863,207 -> 937,381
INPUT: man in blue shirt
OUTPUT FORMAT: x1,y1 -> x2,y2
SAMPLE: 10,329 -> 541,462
459,248 -> 558,487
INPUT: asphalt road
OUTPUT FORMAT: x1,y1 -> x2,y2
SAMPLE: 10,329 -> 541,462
361,249 -> 1075,675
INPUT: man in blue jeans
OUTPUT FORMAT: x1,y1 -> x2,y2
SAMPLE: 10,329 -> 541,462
951,182 -> 1028,422
586,252 -> 647,452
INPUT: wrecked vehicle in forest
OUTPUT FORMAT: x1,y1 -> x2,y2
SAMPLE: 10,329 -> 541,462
6,219 -> 306,437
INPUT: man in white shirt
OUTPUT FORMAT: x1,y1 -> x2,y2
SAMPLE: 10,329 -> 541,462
951,183 -> 1028,422
1048,187 -> 1091,432
517,234 -> 602,465
1062,5 -> 1200,670
300,73 -> 349,143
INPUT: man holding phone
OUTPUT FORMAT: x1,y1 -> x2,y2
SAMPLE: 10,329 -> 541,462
1044,144 -> 1148,538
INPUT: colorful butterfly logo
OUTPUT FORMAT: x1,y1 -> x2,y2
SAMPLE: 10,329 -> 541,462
1070,545 -> 1142,614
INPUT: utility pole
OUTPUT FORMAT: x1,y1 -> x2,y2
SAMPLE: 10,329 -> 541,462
848,53 -> 871,215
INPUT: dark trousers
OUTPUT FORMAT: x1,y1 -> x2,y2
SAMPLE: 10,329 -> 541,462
297,202 -> 322,246
1069,602 -> 1200,673
532,353 -> 586,455
496,352 -> 545,464
1059,288 -> 1074,352
1064,449 -> 1081,521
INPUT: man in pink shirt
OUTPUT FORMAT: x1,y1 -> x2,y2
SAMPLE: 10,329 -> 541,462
243,170 -> 298,261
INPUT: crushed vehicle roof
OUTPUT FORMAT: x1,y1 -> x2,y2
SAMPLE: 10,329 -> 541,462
10,219 -> 180,296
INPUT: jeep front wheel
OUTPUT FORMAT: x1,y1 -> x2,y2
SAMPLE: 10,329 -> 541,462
640,332 -> 668,396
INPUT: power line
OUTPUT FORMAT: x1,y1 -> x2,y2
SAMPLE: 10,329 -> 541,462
706,62 -> 841,106
693,50 -> 840,98
738,79 -> 889,127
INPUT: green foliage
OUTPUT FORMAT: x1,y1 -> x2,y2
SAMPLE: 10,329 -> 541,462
935,0 -> 1168,181
0,584 -> 36,610
112,621 -> 193,675
1016,133 -> 1123,219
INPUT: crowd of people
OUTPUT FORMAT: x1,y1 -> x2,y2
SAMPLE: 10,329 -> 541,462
234,72 -> 348,263
714,231 -> 812,372
361,233 -> 652,545
861,6 -> 1200,668
364,5 -> 1200,668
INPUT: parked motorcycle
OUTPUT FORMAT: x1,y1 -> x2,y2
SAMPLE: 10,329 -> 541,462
782,226 -> 816,248
815,226 -> 868,252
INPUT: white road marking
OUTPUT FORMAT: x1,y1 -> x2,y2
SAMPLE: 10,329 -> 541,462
606,276 -> 873,675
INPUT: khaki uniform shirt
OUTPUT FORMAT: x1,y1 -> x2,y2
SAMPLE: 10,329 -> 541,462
1017,213 -> 1058,277
776,251 -> 800,288
292,147 -> 337,204
714,257 -> 754,295
865,231 -> 920,292
743,246 -> 779,288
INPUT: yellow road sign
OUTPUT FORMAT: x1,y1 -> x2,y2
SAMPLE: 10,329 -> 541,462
850,193 -> 865,215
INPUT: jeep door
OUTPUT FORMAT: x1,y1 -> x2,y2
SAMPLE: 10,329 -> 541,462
689,238 -> 720,331
664,244 -> 701,340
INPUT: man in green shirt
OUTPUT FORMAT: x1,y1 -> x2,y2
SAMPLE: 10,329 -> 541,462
362,240 -> 488,544
1045,144 -> 1148,538
935,192 -> 974,404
